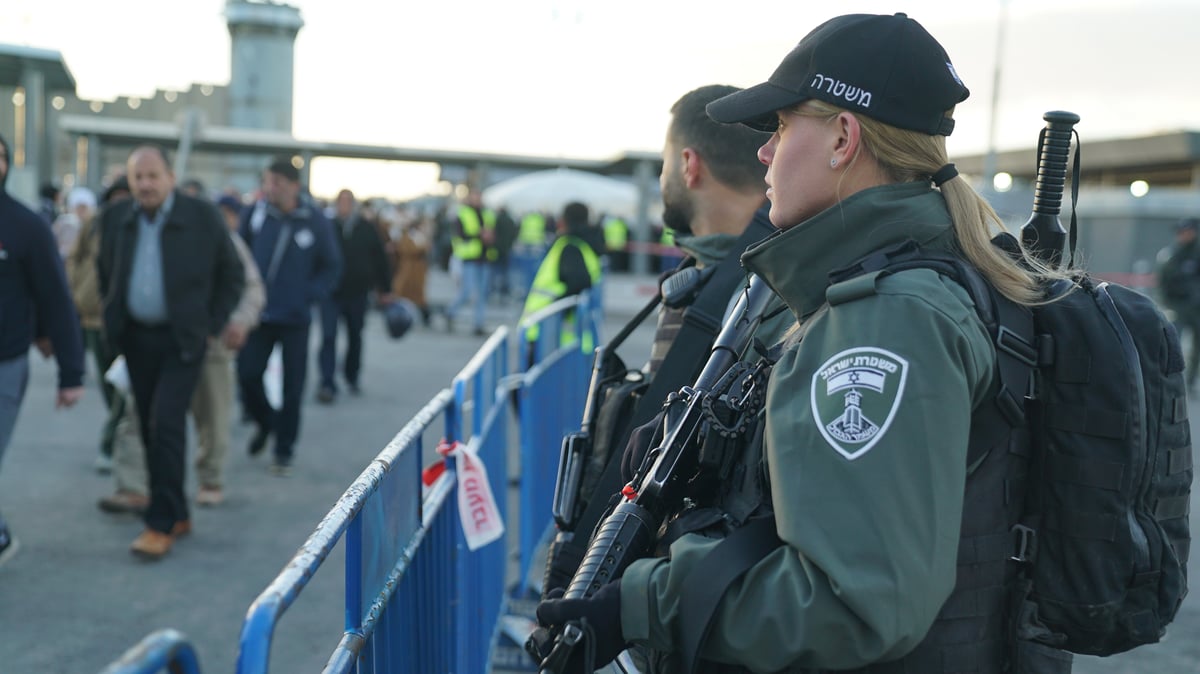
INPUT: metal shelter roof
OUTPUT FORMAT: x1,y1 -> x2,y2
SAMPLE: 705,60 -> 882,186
55,113 -> 659,177
0,43 -> 76,91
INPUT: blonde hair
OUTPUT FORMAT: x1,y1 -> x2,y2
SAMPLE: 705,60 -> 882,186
794,101 -> 1063,306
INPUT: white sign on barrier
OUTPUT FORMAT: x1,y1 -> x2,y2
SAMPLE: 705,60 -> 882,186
445,440 -> 505,551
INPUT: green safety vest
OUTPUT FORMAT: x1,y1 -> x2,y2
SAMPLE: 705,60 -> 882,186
603,217 -> 628,251
522,235 -> 602,348
452,205 -> 496,261
518,212 -> 548,247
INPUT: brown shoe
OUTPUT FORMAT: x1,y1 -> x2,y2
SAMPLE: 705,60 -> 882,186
98,491 -> 149,515
170,520 -> 192,538
196,486 -> 224,507
130,529 -> 173,560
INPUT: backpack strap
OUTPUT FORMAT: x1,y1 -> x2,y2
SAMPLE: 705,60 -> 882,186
827,239 -> 1038,451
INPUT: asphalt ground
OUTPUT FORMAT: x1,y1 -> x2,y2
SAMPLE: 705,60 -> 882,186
1,267 -> 1197,673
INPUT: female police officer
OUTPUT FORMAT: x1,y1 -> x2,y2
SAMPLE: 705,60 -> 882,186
536,13 -> 1070,673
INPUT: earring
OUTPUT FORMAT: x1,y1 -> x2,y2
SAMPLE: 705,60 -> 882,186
830,158 -> 838,168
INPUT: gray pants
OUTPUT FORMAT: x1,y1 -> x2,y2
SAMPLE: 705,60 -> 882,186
191,342 -> 235,489
0,352 -> 31,532
112,393 -> 148,496
0,352 -> 31,470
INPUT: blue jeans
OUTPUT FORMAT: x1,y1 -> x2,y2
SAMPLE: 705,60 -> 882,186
447,260 -> 490,331
0,352 -> 31,471
237,321 -> 311,461
512,246 -> 546,300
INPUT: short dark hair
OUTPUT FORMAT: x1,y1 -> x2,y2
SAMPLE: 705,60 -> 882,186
181,178 -> 205,194
267,157 -> 301,183
562,201 -> 589,231
668,85 -> 769,191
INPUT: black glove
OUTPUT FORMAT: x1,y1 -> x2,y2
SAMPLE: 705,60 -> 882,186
620,411 -> 665,484
535,580 -> 626,673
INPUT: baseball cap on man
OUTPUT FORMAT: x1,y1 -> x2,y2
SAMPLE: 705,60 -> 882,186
707,13 -> 970,136
217,194 -> 243,213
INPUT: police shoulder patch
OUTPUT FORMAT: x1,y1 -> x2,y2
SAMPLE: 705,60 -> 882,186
810,347 -> 909,460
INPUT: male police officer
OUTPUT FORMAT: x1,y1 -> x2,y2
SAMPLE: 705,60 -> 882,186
538,85 -> 791,602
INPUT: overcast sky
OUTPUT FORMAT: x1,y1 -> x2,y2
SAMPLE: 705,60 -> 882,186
1,0 -> 1196,198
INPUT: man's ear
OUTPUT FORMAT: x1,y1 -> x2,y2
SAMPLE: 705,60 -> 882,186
681,147 -> 704,189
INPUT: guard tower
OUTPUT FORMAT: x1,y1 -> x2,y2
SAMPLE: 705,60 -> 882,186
224,0 -> 303,188
225,0 -> 302,132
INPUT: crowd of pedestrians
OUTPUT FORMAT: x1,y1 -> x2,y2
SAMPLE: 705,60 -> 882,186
0,140 -> 642,565
0,153 -> 433,562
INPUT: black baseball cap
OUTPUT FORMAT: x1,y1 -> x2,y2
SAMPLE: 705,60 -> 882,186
707,13 -> 970,136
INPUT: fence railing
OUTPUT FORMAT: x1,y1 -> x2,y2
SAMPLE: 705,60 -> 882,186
235,387 -> 456,674
514,295 -> 596,595
97,629 -> 202,674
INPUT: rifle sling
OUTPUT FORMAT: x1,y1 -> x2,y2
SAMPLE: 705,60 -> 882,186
569,211 -> 775,543
678,515 -> 783,674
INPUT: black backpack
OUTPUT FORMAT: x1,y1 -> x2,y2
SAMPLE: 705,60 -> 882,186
839,238 -> 1192,656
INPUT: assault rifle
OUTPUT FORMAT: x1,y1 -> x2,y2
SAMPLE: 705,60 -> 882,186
527,274 -> 775,673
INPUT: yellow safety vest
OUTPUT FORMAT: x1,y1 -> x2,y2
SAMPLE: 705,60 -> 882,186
603,217 -> 628,251
452,205 -> 496,261
518,213 -> 548,247
522,235 -> 602,348
660,227 -> 675,247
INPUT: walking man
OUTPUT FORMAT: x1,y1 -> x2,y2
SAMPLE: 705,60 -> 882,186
237,158 -> 341,475
444,188 -> 495,336
190,195 -> 265,505
97,145 -> 244,559
0,134 -> 85,568
316,189 -> 390,403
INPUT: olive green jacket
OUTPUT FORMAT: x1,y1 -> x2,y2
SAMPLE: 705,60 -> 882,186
673,230 -> 792,349
620,182 -> 997,671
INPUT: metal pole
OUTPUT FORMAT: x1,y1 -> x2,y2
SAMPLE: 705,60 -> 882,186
632,158 -> 654,275
981,0 -> 1009,190
86,135 -> 103,191
20,69 -> 46,185
174,108 -> 200,179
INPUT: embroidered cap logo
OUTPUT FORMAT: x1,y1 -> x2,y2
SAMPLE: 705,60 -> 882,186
811,347 -> 909,460
810,73 -> 872,109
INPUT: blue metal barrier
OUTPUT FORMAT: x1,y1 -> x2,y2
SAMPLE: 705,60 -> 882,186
514,292 -> 599,594
107,286 -> 597,674
446,328 -> 511,674
98,629 -> 202,674
235,388 -> 455,674
236,328 -> 516,674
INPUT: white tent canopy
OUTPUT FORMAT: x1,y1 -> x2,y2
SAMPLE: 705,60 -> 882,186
482,167 -> 642,220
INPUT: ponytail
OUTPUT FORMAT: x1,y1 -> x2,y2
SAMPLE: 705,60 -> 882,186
794,101 -> 1069,306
